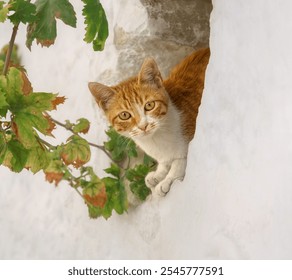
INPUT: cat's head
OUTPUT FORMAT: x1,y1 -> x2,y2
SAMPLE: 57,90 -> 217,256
88,58 -> 169,139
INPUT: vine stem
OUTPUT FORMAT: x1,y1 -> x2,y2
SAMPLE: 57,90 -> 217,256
38,138 -> 55,150
3,24 -> 19,76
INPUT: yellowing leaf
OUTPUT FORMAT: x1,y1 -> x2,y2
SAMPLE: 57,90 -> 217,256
61,135 -> 91,168
51,95 -> 65,109
26,145 -> 50,174
72,118 -> 90,134
84,183 -> 107,208
6,67 -> 23,105
0,1 -> 9,23
0,44 -> 21,65
20,70 -> 33,95
44,156 -> 64,186
45,171 -> 63,186
44,115 -> 56,136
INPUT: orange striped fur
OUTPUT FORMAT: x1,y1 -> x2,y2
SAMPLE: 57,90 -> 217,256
89,48 -> 210,142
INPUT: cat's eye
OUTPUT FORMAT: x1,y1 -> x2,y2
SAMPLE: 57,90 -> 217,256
144,101 -> 155,111
119,111 -> 131,120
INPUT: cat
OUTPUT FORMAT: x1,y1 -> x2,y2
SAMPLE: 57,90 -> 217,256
88,48 -> 210,196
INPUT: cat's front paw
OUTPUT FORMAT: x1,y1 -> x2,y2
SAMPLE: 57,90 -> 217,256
145,171 -> 160,188
154,178 -> 173,197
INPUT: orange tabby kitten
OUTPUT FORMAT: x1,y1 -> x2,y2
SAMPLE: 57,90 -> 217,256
89,48 -> 210,196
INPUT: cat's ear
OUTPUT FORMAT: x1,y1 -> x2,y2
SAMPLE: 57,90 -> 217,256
138,58 -> 163,88
88,82 -> 115,111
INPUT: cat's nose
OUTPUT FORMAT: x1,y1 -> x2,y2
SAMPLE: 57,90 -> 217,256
138,123 -> 149,131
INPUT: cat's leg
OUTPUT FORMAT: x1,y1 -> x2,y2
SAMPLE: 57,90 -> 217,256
145,162 -> 171,189
154,157 -> 187,196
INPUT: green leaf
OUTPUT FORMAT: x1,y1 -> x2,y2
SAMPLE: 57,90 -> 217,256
0,1 -> 9,23
104,163 -> 120,178
101,177 -> 128,218
8,0 -> 36,24
23,92 -> 65,112
0,90 -> 9,117
12,112 -> 53,148
72,118 -> 90,134
103,177 -> 127,215
112,180 -> 127,214
143,153 -> 156,167
104,127 -> 138,162
126,164 -> 151,201
127,140 -> 138,158
82,0 -> 109,51
26,0 -> 77,49
4,139 -> 29,172
4,67 -> 64,147
0,132 -> 7,165
87,204 -> 103,219
60,135 -> 91,168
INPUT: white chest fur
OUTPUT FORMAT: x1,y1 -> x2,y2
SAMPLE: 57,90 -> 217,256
133,101 -> 188,163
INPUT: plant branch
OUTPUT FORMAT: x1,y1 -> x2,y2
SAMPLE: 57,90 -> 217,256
3,24 -> 19,76
51,117 -> 74,133
38,137 -> 55,150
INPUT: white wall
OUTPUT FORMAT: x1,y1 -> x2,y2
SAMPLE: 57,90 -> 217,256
1,0 -> 292,259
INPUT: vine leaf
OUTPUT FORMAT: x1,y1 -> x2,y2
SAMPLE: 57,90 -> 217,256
72,118 -> 90,134
83,179 -> 107,209
104,127 -> 137,162
84,186 -> 107,209
60,135 -> 91,168
20,70 -> 32,95
44,155 -> 65,186
3,139 -> 29,172
26,0 -> 77,49
0,92 -> 9,117
0,132 -> 7,165
80,167 -> 108,218
26,146 -> 50,174
82,0 -> 109,51
126,164 -> 152,201
104,163 -> 121,178
103,177 -> 128,216
12,113 -> 48,147
4,67 -> 64,147
8,0 -> 36,24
